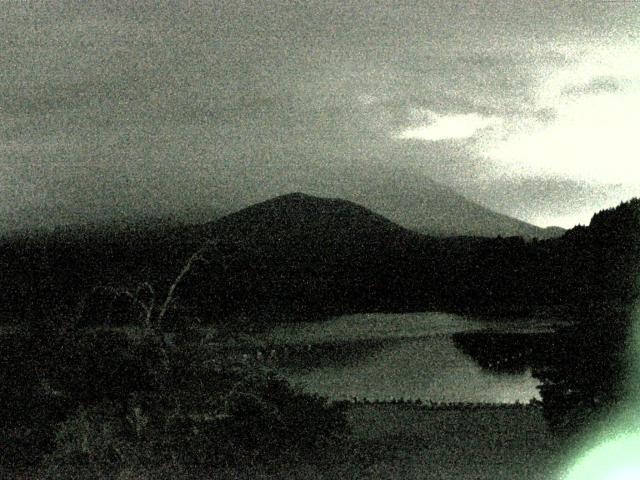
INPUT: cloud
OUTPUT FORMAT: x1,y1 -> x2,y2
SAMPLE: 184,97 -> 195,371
486,93 -> 640,183
396,111 -> 500,142
481,43 -> 640,185
561,76 -> 620,97
2,2 -> 639,232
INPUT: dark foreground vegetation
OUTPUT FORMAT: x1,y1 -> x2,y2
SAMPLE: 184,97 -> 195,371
1,315 -> 348,477
533,305 -> 635,437
1,195 -> 639,476
453,304 -> 637,438
5,402 -> 562,480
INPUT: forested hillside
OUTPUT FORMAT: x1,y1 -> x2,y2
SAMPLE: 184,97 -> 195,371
0,195 -> 638,326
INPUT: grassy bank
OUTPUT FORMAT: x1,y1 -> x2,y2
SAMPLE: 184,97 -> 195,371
251,403 -> 565,480
332,403 -> 564,480
7,404 -> 567,480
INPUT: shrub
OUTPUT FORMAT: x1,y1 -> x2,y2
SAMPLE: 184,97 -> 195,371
0,324 -> 72,467
3,244 -> 349,473
44,402 -> 132,472
24,317 -> 348,473
533,309 -> 631,437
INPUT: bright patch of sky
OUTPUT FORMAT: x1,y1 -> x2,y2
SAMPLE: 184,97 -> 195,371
392,41 -> 640,227
484,43 -> 640,185
396,111 -> 500,142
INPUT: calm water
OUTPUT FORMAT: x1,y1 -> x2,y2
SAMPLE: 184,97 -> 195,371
266,312 -> 563,403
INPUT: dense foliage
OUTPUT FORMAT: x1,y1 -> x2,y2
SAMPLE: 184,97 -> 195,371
448,201 -> 640,437
532,307 -> 633,437
0,314 -> 348,475
530,200 -> 640,436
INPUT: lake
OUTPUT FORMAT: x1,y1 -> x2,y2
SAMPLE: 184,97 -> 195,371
263,312 -> 565,403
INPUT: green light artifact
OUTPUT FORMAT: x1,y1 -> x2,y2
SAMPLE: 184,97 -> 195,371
561,302 -> 640,479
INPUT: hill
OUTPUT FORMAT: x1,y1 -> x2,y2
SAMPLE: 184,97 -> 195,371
182,193 -> 428,319
344,177 -> 564,239
0,194 -> 638,326
183,194 -> 639,319
204,192 -> 414,245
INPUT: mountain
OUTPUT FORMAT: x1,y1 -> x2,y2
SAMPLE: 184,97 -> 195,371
0,181 -> 563,242
0,193 -> 424,322
183,193 -> 427,318
340,177 -> 565,239
203,192 -> 414,246
176,194 -> 639,319
2,192 -> 636,327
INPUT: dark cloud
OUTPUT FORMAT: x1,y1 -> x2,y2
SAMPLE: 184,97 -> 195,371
1,1 -> 639,231
561,76 -> 621,97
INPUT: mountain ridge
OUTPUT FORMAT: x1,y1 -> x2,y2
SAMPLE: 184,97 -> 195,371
339,177 -> 565,239
209,190 -> 564,240
203,192 -> 414,245
0,193 -> 637,324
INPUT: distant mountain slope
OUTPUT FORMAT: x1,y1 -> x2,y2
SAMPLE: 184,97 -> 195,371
184,193 -> 635,319
344,178 -> 564,239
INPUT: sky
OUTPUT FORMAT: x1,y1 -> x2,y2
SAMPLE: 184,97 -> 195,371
1,0 -> 640,231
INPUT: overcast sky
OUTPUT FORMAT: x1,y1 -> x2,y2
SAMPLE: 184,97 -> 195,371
2,0 -> 640,231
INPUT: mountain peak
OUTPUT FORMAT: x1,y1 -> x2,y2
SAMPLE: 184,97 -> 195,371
206,192 -> 409,246
277,191 -> 314,200
260,192 -> 327,208
208,188 -> 565,241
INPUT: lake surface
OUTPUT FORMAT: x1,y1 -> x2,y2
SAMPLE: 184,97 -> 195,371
265,312 -> 565,403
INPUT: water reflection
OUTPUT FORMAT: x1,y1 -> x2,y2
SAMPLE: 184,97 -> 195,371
284,335 -> 540,402
268,312 -> 550,403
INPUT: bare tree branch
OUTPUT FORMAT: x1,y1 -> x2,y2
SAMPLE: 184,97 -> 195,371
135,282 -> 156,328
156,247 -> 207,327
83,239 -> 236,331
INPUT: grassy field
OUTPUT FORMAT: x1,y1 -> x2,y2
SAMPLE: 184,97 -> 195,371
8,404 -> 569,480
217,404 -> 570,480
265,404 -> 567,480
338,404 -> 564,480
